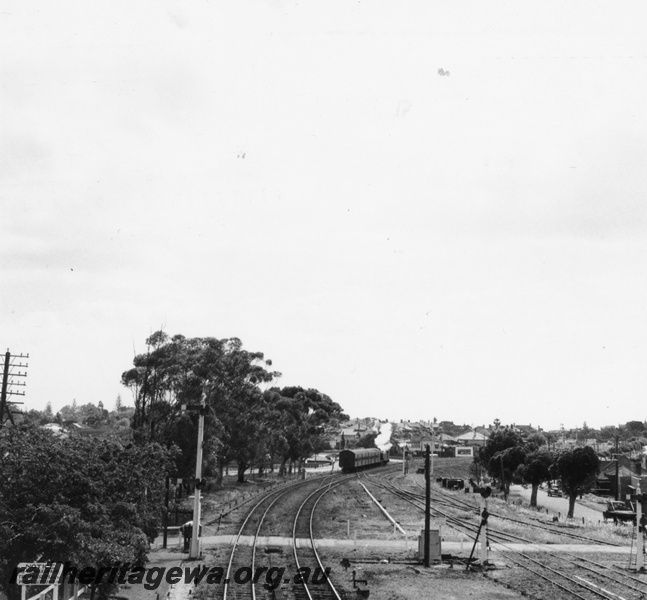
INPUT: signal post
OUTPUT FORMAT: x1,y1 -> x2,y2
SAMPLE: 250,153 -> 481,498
182,398 -> 208,559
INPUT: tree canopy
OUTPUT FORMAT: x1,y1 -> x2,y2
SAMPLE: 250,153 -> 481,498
121,332 -> 345,482
478,427 -> 556,505
517,449 -> 554,507
550,446 -> 600,517
0,425 -> 176,600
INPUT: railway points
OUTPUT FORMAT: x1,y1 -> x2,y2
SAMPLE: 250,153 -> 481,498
147,458 -> 644,600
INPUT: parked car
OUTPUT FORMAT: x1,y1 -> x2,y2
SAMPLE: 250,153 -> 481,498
602,501 -> 636,524
547,487 -> 563,497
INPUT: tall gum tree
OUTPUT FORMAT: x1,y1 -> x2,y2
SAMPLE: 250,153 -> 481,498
267,386 -> 347,476
122,332 -> 280,481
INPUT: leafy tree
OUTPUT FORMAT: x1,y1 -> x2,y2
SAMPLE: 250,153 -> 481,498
18,409 -> 50,427
215,386 -> 269,482
525,432 -> 547,449
624,420 -> 647,438
550,446 -> 600,518
0,425 -> 177,600
489,445 -> 526,498
479,427 -> 555,500
518,449 -> 554,507
121,332 -> 281,481
598,426 -> 617,442
59,403 -> 79,425
78,402 -> 108,428
479,427 -> 524,465
265,386 -> 346,476
121,332 -> 348,484
478,427 -> 525,494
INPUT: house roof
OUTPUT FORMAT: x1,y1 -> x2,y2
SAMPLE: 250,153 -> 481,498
514,424 -> 537,433
601,465 -> 637,479
455,429 -> 488,442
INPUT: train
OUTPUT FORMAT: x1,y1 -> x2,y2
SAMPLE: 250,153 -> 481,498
338,448 -> 389,473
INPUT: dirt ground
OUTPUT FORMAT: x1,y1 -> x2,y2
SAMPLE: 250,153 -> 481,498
334,561 -> 524,600
120,462 -> 639,600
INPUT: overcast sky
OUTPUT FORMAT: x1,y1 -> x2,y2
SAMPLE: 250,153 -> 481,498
2,2 -> 646,431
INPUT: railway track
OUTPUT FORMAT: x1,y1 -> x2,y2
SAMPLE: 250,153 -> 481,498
408,475 -> 626,547
222,477 -> 309,600
291,480 -> 347,600
216,473 -> 353,600
360,472 -> 645,600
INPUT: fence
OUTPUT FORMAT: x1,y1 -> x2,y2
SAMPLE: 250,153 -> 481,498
23,582 -> 87,600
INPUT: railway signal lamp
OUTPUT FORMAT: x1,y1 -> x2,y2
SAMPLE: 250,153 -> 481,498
480,486 -> 492,499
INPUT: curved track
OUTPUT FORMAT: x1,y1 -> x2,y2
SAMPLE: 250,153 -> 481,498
291,480 -> 347,600
220,474 -> 352,600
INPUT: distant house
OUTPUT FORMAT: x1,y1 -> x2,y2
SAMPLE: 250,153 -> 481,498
68,423 -> 106,437
596,455 -> 647,499
454,429 -> 488,447
40,423 -> 68,438
66,422 -> 130,440
332,420 -> 379,449
512,424 -> 538,439
410,434 -> 441,454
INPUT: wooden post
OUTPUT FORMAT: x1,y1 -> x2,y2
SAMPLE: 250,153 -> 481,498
615,435 -> 620,501
424,444 -> 431,567
163,475 -> 170,549
480,496 -> 488,564
500,453 -> 507,501
636,487 -> 644,571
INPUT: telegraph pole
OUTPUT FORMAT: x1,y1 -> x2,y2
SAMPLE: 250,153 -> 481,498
424,444 -> 431,567
0,350 -> 28,428
615,434 -> 620,501
431,422 -> 435,476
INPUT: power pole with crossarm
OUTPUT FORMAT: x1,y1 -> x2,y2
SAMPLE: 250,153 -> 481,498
0,349 -> 28,428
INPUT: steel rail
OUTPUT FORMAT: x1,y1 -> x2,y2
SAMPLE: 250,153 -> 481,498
374,478 -> 645,600
292,479 -> 348,600
371,473 -> 641,600
223,475 -> 335,600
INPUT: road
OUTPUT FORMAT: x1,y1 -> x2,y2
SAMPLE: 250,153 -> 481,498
508,485 -> 606,522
